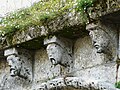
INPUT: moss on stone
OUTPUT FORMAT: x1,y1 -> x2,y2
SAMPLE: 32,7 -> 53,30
76,0 -> 96,23
0,0 -> 98,37
0,0 -> 75,36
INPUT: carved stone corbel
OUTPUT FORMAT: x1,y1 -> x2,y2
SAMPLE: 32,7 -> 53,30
4,48 -> 32,81
44,36 -> 73,68
86,23 -> 116,62
86,23 -> 111,54
87,23 -> 113,54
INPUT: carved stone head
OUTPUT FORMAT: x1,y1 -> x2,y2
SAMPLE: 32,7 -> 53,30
44,36 -> 73,67
46,43 -> 64,65
87,24 -> 110,53
4,48 -> 32,80
7,55 -> 21,77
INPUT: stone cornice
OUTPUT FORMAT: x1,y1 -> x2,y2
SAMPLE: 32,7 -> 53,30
33,77 -> 118,90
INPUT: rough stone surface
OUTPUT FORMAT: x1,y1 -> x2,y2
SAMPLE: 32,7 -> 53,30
74,36 -> 105,69
89,0 -> 120,20
0,58 -> 32,90
33,48 -> 61,88
33,77 -> 119,90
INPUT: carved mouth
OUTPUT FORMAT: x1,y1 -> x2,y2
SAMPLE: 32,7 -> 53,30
10,68 -> 16,77
11,74 -> 16,77
50,58 -> 57,65
94,44 -> 104,53
10,68 -> 15,71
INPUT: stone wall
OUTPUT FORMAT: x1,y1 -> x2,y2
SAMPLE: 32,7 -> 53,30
0,7 -> 120,90
0,0 -> 120,90
0,19 -> 120,90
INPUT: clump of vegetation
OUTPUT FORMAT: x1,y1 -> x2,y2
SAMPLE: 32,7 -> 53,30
0,0 -> 74,36
115,81 -> 120,89
76,0 -> 96,24
0,0 -> 96,37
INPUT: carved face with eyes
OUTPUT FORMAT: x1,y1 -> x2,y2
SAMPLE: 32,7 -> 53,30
89,28 -> 109,53
46,43 -> 64,66
7,55 -> 22,77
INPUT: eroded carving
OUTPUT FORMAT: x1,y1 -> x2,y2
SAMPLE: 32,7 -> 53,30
44,36 -> 73,68
87,24 -> 116,59
7,55 -> 22,77
87,24 -> 113,54
34,77 -> 118,90
36,83 -> 48,90
4,48 -> 32,80
86,23 -> 118,62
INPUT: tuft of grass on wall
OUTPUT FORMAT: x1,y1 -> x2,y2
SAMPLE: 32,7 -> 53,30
115,81 -> 120,89
76,0 -> 96,24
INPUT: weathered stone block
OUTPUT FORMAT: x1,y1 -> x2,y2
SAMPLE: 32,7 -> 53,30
4,48 -> 18,56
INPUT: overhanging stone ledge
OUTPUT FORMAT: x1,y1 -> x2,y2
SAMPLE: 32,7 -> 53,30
0,0 -> 120,51
0,11 -> 86,50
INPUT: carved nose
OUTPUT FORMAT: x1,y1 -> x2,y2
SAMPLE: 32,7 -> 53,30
8,60 -> 13,66
93,41 -> 96,45
8,60 -> 11,64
